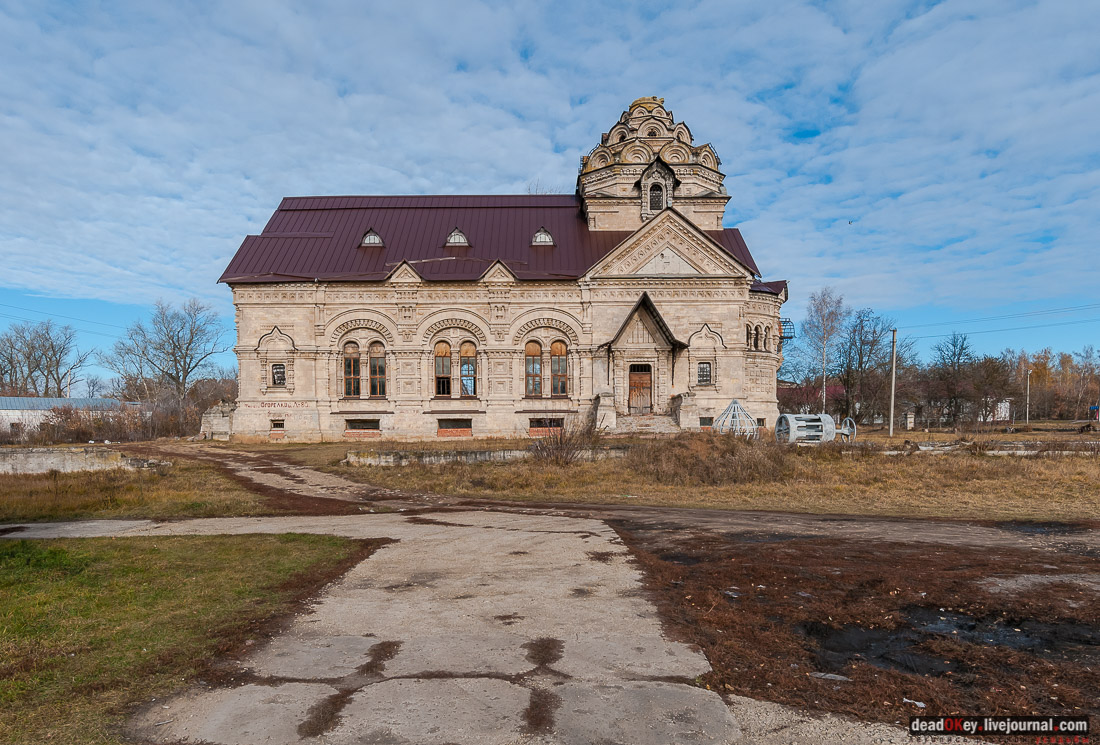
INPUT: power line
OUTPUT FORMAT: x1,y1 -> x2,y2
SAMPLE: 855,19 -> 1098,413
0,312 -> 123,340
0,302 -> 129,329
911,316 -> 1100,340
900,302 -> 1100,329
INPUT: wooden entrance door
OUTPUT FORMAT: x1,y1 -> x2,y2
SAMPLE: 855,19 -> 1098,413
628,364 -> 652,414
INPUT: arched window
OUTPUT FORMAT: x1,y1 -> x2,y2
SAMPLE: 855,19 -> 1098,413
647,128 -> 659,137
460,341 -> 477,397
368,342 -> 386,397
550,341 -> 568,396
754,326 -> 762,351
446,228 -> 468,246
360,229 -> 383,246
763,328 -> 770,352
746,325 -> 752,347
532,228 -> 554,245
649,184 -> 664,211
434,341 -> 452,397
525,341 -> 542,396
271,363 -> 286,387
617,132 -> 627,143
342,342 -> 361,398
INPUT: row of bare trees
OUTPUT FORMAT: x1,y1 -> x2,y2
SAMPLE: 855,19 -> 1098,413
0,299 -> 235,441
781,288 -> 1100,428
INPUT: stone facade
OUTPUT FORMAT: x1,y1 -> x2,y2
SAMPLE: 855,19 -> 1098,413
222,98 -> 787,441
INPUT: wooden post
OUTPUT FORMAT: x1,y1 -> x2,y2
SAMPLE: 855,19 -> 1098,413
888,328 -> 897,438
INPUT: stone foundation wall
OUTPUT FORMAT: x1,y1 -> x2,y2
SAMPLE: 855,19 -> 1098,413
0,447 -> 166,475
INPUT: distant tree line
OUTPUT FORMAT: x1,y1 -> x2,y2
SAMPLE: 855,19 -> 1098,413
0,299 -> 235,442
780,287 -> 1100,429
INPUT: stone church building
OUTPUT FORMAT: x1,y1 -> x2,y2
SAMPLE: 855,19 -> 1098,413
215,97 -> 789,441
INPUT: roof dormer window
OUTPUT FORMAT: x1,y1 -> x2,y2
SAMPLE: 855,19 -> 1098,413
360,229 -> 384,247
532,227 -> 554,245
445,228 -> 469,246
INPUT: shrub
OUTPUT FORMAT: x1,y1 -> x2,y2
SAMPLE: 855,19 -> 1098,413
529,416 -> 600,467
626,432 -> 793,485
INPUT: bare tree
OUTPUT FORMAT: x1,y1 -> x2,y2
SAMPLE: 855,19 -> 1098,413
100,299 -> 229,432
834,309 -> 914,423
799,287 -> 850,413
929,332 -> 975,426
84,375 -> 106,398
0,320 -> 90,396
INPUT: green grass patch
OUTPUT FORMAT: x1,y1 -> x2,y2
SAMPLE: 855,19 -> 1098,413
0,533 -> 378,744
0,461 -> 266,522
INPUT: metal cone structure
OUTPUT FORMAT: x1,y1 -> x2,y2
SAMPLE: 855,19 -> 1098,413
712,399 -> 759,438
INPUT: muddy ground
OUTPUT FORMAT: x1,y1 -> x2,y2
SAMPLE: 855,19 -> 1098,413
615,524 -> 1099,741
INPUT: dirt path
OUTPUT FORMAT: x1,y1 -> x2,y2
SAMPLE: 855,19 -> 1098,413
134,441 -> 1100,555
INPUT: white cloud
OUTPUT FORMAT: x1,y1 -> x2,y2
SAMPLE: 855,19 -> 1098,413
0,0 -> 1096,343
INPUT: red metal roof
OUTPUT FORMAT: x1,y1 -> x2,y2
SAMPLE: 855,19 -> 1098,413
219,195 -> 762,284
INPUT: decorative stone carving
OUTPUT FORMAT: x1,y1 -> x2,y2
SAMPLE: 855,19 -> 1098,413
422,318 -> 488,344
511,318 -> 580,344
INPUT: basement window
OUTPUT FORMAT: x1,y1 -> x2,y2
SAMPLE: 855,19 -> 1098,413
699,417 -> 714,428
529,418 -> 564,430
756,418 -> 766,428
270,419 -> 285,430
438,418 -> 473,436
346,419 -> 380,431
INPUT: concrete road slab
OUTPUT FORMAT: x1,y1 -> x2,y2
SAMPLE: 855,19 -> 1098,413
250,634 -> 380,680
136,682 -> 337,744
327,678 -> 531,744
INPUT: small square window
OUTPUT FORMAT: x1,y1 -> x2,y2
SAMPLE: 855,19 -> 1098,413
270,419 -> 285,430
699,417 -> 714,428
756,418 -> 766,427
346,419 -> 380,431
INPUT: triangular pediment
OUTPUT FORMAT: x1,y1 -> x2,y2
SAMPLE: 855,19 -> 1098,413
604,293 -> 686,351
386,261 -> 422,284
585,209 -> 752,279
479,260 -> 517,284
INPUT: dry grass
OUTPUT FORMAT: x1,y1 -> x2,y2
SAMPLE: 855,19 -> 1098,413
861,419 -> 1100,445
0,533 -> 374,745
335,433 -> 1100,522
0,461 -> 266,522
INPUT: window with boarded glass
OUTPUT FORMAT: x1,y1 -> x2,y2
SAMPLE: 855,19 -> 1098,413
434,341 -> 452,397
342,342 -> 360,397
550,341 -> 568,396
525,341 -> 542,396
368,342 -> 386,397
460,341 -> 477,397
346,419 -> 380,430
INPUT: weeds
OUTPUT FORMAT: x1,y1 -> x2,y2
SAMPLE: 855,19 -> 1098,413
529,416 -> 600,467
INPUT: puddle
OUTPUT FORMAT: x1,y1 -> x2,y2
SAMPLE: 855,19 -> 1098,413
659,552 -> 701,566
802,607 -> 1100,676
996,521 -> 1090,536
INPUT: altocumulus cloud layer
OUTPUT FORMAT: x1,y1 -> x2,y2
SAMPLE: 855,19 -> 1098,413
0,0 -> 1097,320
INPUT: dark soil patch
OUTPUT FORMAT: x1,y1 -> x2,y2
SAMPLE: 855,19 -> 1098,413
357,640 -> 402,675
522,688 -> 562,734
0,525 -> 26,535
614,523 -> 1100,742
570,587 -> 594,598
523,637 -> 564,668
405,515 -> 468,528
494,613 -> 524,626
297,688 -> 354,737
586,551 -> 615,563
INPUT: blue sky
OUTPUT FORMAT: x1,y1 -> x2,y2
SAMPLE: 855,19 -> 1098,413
1,0 -> 1098,387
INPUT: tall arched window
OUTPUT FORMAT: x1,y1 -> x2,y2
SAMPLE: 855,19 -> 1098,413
525,341 -> 542,396
460,341 -> 477,397
434,341 -> 452,397
754,326 -> 761,351
550,341 -> 568,396
746,325 -> 752,347
649,184 -> 664,211
763,328 -> 770,353
342,342 -> 361,398
368,342 -> 386,397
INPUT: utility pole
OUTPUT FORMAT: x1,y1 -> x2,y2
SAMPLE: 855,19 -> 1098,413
1026,369 -> 1032,428
889,328 -> 897,438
